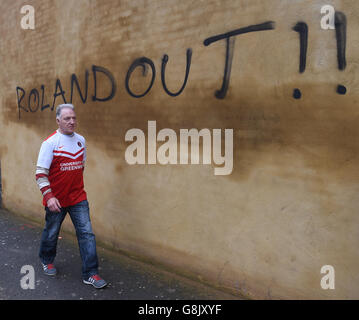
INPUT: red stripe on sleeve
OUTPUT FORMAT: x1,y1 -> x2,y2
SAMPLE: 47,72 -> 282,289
40,185 -> 51,194
36,173 -> 48,180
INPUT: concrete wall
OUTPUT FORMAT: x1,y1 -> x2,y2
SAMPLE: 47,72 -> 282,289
0,0 -> 358,299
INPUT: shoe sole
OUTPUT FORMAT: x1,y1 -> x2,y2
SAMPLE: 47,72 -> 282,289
83,279 -> 107,289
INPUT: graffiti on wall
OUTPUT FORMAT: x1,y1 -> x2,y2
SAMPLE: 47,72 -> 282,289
16,12 -> 347,119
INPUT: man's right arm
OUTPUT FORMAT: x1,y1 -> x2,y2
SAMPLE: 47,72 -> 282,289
35,166 -> 54,203
36,141 -> 61,212
35,166 -> 61,212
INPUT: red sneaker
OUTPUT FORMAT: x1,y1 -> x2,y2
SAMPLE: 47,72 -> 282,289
83,274 -> 107,289
42,263 -> 57,276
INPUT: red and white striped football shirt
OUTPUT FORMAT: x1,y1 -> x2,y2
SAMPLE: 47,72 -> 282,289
36,130 -> 87,207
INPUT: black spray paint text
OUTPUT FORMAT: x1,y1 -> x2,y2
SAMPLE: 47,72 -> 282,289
16,16 -> 347,119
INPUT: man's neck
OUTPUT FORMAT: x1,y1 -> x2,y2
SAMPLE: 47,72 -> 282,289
58,128 -> 74,136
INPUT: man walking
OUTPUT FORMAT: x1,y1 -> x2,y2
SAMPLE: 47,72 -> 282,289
35,103 -> 107,289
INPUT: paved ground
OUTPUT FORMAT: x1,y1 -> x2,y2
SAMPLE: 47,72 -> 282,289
0,208 -> 240,300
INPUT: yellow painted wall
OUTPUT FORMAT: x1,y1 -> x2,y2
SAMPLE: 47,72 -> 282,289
0,0 -> 358,299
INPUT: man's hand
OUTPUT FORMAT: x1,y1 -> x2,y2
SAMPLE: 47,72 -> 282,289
47,197 -> 62,213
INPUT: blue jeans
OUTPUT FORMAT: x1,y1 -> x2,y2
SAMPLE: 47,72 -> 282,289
39,200 -> 99,280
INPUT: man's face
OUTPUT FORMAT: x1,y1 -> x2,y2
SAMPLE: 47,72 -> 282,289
57,108 -> 77,135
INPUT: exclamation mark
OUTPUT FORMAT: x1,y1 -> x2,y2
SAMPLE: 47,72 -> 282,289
335,11 -> 347,95
292,22 -> 308,99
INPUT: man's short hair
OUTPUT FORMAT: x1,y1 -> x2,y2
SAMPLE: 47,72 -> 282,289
56,104 -> 75,120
